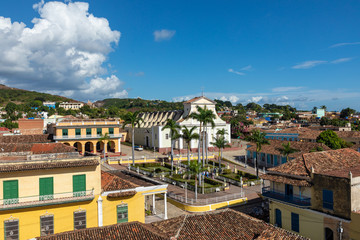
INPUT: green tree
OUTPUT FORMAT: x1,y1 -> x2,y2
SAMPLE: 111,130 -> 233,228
122,111 -> 143,165
0,119 -> 18,129
211,135 -> 230,173
181,126 -> 199,166
340,108 -> 356,119
245,102 -> 262,112
5,102 -> 17,116
277,142 -> 299,163
187,161 -> 207,201
246,129 -> 270,178
162,119 -> 181,173
316,130 -> 348,149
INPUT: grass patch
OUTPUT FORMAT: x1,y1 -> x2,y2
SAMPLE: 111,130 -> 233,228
220,169 -> 257,182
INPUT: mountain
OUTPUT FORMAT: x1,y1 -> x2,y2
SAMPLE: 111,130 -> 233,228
0,84 -> 77,106
94,98 -> 184,112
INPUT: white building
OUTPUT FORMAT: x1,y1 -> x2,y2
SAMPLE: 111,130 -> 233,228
128,96 -> 231,153
59,102 -> 84,110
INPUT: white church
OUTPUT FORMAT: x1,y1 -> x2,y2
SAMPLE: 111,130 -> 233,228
128,96 -> 231,154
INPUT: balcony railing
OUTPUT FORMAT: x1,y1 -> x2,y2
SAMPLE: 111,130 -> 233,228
262,186 -> 311,207
0,190 -> 94,210
53,134 -> 122,140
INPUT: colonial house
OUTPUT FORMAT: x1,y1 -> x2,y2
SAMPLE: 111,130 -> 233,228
261,148 -> 360,239
246,140 -> 330,168
128,96 -> 231,154
0,139 -> 167,239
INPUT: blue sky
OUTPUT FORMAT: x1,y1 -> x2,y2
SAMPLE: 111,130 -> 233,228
0,0 -> 359,110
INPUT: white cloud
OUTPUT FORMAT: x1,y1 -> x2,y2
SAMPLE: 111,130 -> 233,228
172,88 -> 360,110
240,65 -> 253,71
153,29 -> 176,42
329,42 -> 360,48
0,1 -> 125,101
228,68 -> 245,75
292,60 -> 327,69
331,57 -> 353,64
272,87 -> 304,92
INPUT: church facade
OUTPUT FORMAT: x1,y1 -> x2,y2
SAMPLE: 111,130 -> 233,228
128,96 -> 231,154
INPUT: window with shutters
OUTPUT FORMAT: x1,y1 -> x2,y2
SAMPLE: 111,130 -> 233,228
275,209 -> 282,227
86,128 -> 92,136
74,211 -> 86,230
323,189 -> 334,210
40,215 -> 54,236
62,129 -> 68,137
109,128 -> 114,135
4,219 -> 19,240
73,175 -> 86,197
291,212 -> 299,232
75,129 -> 81,136
3,180 -> 19,205
117,204 -> 128,223
97,128 -> 102,136
39,177 -> 53,201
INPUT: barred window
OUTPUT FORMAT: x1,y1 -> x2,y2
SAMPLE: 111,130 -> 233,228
117,204 -> 128,223
74,211 -> 86,230
4,219 -> 19,240
40,215 -> 54,236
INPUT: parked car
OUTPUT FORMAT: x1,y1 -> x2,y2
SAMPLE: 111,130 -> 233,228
134,145 -> 143,151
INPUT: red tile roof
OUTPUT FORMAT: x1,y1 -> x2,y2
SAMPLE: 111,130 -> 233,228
183,96 -> 216,104
0,134 -> 51,143
0,143 -> 76,154
36,209 -> 307,240
101,171 -> 138,192
262,148 -> 360,185
36,221 -> 167,240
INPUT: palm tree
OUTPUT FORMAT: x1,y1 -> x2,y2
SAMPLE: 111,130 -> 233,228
202,109 -> 216,166
320,105 -> 327,111
162,119 -> 181,173
211,135 -> 230,173
246,129 -> 270,178
122,111 -> 143,166
98,132 -> 110,160
189,106 -> 216,166
181,126 -> 199,166
277,142 -> 299,163
216,128 -> 227,136
187,161 -> 207,201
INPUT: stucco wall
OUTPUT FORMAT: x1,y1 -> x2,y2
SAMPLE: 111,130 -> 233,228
312,174 -> 351,219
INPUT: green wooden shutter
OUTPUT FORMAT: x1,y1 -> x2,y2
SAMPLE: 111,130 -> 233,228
73,175 -> 86,197
3,180 -> 19,204
86,128 -> 92,136
117,205 -> 128,223
62,129 -> 68,136
75,129 -> 81,136
39,177 -> 53,200
109,128 -> 114,135
97,128 -> 102,135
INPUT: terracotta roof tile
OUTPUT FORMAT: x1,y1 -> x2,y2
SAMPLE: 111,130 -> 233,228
262,148 -> 360,183
0,159 -> 99,173
0,134 -> 51,143
36,221 -> 167,240
101,171 -> 138,192
151,209 -> 308,240
0,143 -> 76,154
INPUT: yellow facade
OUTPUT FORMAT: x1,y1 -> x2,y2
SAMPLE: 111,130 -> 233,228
269,201 -> 324,240
52,120 -> 124,154
0,154 -> 155,239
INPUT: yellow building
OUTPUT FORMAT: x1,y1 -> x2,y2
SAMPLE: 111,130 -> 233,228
262,148 -> 360,240
0,142 -> 168,240
49,119 -> 124,155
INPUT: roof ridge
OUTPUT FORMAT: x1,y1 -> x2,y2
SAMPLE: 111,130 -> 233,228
174,214 -> 188,238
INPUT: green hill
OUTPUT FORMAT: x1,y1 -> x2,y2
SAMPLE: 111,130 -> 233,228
95,98 -> 184,112
0,84 -> 77,106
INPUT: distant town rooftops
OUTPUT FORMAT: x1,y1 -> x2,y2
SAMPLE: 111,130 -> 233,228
247,140 -> 330,158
